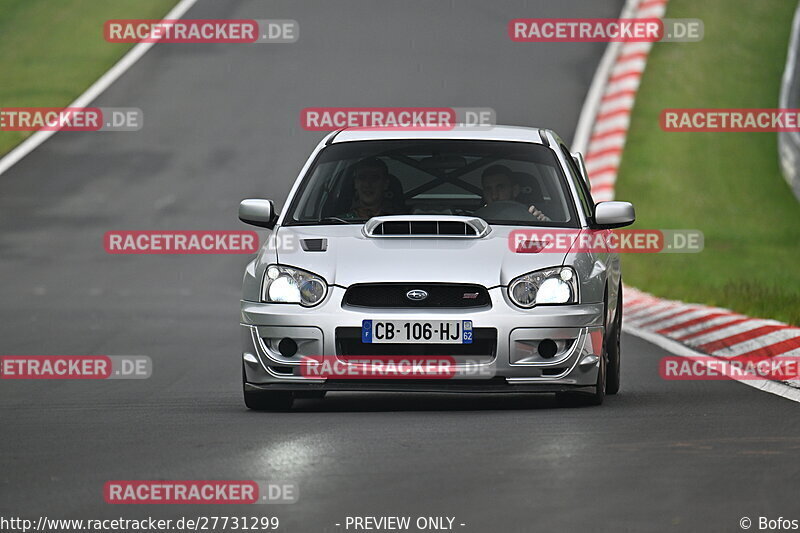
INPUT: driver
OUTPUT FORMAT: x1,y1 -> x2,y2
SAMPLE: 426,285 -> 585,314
478,165 -> 550,221
342,158 -> 394,219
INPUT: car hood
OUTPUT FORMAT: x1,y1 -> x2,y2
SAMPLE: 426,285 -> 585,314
271,224 -> 569,287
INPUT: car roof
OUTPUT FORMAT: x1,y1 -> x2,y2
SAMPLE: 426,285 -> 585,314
330,125 -> 547,144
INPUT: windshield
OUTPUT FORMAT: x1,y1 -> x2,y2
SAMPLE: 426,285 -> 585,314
285,140 -> 579,227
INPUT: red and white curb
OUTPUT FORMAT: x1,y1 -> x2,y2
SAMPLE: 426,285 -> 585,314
624,288 -> 800,400
573,0 -> 669,201
574,0 -> 800,400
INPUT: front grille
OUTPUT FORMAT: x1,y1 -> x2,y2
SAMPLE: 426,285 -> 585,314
343,283 -> 491,308
335,327 -> 496,358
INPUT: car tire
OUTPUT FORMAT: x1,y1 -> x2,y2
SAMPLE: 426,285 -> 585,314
591,349 -> 606,405
555,356 -> 605,407
606,284 -> 623,395
242,366 -> 294,411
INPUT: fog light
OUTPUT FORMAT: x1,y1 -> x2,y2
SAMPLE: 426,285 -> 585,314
278,337 -> 298,357
538,338 -> 558,359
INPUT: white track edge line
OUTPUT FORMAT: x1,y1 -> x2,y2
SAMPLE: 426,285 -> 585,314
624,323 -> 800,402
0,0 -> 199,177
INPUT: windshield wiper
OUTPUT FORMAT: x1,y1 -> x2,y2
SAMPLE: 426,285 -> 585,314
316,216 -> 358,225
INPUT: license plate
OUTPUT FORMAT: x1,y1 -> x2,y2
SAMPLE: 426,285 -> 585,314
361,320 -> 473,344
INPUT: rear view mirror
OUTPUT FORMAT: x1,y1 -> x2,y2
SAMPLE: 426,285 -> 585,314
594,201 -> 635,229
239,199 -> 278,229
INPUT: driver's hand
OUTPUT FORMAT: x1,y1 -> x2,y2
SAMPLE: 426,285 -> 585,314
528,204 -> 551,222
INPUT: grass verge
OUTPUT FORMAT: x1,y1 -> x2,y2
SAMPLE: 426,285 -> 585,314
0,0 -> 178,155
615,0 -> 800,325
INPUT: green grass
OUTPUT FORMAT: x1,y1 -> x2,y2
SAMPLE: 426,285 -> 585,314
0,0 -> 178,154
615,0 -> 800,325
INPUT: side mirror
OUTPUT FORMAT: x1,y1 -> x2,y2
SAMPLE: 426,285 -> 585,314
239,199 -> 278,229
594,201 -> 635,229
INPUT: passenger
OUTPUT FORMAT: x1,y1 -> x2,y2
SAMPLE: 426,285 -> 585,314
477,165 -> 550,221
480,165 -> 518,205
512,171 -> 551,222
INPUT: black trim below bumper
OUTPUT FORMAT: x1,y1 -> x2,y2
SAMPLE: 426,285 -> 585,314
244,380 -> 595,394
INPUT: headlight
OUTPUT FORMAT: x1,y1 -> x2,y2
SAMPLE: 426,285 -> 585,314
508,267 -> 578,308
262,265 -> 327,306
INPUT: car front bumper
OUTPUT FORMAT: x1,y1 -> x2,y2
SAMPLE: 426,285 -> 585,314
241,287 -> 605,393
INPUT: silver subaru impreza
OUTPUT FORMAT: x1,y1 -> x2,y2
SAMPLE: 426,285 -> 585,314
238,126 -> 635,410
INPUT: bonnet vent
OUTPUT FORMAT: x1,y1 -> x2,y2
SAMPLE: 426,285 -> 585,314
363,216 -> 490,238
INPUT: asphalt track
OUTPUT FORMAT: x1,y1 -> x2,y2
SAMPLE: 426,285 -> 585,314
1,1 -> 799,532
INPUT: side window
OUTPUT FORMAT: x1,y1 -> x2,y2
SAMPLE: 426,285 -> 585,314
559,144 -> 594,221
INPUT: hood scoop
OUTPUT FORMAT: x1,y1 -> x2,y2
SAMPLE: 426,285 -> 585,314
363,215 -> 490,238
